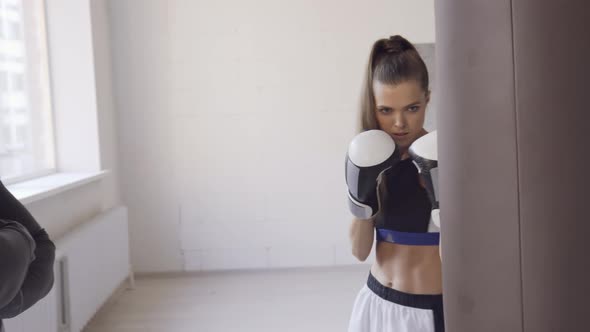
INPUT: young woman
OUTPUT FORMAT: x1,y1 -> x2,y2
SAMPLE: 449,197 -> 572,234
347,35 -> 443,332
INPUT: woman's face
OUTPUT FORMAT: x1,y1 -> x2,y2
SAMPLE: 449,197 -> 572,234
373,80 -> 429,155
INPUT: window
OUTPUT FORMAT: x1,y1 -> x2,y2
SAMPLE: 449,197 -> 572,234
0,0 -> 55,184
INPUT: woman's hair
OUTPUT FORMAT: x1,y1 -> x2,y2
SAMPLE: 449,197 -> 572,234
359,35 -> 429,132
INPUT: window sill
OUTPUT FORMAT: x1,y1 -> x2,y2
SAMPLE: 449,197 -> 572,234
7,171 -> 109,205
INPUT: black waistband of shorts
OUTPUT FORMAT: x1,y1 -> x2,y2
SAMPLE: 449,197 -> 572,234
367,272 -> 443,310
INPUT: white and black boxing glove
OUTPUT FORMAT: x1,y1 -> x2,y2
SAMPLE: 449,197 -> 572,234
408,130 -> 440,228
345,130 -> 401,220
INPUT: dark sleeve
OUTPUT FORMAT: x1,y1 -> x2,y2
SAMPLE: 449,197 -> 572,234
0,220 -> 36,309
0,229 -> 55,319
0,181 -> 42,235
0,181 -> 56,319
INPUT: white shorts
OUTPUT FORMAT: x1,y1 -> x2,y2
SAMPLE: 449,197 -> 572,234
348,272 -> 444,332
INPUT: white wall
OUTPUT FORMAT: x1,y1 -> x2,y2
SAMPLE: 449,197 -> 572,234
25,0 -> 121,240
90,0 -> 122,211
109,0 -> 436,273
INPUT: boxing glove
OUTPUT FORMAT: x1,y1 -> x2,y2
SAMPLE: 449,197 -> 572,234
345,130 -> 401,219
408,130 -> 440,227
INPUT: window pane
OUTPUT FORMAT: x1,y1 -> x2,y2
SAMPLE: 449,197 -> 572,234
0,0 -> 56,183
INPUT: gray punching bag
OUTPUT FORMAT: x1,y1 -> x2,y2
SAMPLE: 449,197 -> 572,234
435,1 -> 590,331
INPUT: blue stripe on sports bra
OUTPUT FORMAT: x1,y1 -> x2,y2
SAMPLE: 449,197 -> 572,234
376,228 -> 440,246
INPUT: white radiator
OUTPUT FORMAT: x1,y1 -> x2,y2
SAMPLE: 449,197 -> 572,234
3,206 -> 133,332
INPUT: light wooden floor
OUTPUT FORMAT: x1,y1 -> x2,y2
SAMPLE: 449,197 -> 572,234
83,264 -> 370,332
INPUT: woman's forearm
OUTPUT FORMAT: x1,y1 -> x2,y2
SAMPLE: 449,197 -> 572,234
349,217 -> 375,261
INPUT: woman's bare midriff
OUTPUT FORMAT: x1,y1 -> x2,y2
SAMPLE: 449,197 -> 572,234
370,241 -> 442,295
